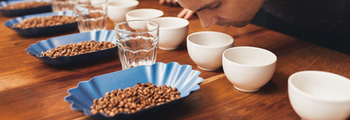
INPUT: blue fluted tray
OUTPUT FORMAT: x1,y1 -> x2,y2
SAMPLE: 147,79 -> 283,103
0,0 -> 52,17
64,62 -> 204,120
4,11 -> 77,37
25,30 -> 117,66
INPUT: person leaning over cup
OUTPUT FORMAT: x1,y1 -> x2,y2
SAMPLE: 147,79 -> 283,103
169,0 -> 350,54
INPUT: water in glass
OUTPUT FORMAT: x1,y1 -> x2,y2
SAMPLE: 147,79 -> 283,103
117,36 -> 158,69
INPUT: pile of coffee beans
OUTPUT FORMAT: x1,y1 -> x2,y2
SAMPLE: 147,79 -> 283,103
0,1 -> 51,10
41,41 -> 116,58
13,15 -> 77,29
90,83 -> 181,117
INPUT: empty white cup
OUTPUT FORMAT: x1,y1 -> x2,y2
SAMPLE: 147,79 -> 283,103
152,17 -> 189,50
107,0 -> 139,25
288,70 -> 350,120
187,31 -> 234,71
126,8 -> 164,21
222,46 -> 277,92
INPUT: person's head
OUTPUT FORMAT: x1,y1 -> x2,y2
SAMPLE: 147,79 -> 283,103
176,0 -> 265,28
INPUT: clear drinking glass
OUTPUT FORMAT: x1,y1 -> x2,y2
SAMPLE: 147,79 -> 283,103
51,0 -> 75,12
74,0 -> 108,33
115,20 -> 160,70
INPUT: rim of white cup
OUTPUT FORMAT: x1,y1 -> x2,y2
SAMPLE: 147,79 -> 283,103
108,0 -> 139,8
223,46 -> 277,67
151,17 -> 189,29
126,8 -> 164,20
114,20 -> 160,34
187,31 -> 234,48
288,70 -> 350,102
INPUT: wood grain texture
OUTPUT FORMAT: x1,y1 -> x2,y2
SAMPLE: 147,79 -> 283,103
0,0 -> 349,120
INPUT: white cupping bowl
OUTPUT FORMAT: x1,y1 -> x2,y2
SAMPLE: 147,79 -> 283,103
187,31 -> 234,71
288,70 -> 350,120
126,8 -> 163,21
152,17 -> 189,50
107,0 -> 139,24
222,46 -> 276,92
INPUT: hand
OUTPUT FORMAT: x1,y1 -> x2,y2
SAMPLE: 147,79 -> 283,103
159,0 -> 178,6
177,8 -> 195,20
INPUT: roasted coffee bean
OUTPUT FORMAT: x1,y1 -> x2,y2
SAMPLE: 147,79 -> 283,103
0,1 -> 51,10
91,83 -> 181,117
41,41 -> 116,58
13,15 -> 77,29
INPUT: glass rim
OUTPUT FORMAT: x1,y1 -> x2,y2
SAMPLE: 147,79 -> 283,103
114,20 -> 160,34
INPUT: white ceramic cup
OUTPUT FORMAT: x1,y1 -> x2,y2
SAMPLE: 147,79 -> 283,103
222,46 -> 277,92
288,70 -> 350,120
187,31 -> 234,71
151,17 -> 189,50
126,8 -> 164,21
107,0 -> 139,25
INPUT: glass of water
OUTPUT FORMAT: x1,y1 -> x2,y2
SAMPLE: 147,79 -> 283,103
51,0 -> 75,12
115,20 -> 160,70
74,0 -> 108,33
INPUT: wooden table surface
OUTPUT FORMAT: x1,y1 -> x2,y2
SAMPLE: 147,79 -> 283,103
1,0 -> 349,119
